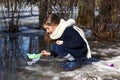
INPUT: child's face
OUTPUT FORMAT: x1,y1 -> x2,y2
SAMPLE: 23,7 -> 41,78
43,24 -> 57,34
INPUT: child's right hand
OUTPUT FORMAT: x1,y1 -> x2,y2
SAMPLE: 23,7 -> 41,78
41,50 -> 51,56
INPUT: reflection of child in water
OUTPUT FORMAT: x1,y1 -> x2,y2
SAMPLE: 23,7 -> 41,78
41,13 -> 91,71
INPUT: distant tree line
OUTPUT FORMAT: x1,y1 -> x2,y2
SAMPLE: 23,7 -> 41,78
0,0 -> 119,41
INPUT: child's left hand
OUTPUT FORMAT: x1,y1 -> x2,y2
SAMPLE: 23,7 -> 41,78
56,40 -> 63,45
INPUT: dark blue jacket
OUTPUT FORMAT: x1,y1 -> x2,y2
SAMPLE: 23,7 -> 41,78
55,26 -> 88,58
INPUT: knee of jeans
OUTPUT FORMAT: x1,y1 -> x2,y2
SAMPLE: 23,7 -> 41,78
51,44 -> 64,53
56,45 -> 66,54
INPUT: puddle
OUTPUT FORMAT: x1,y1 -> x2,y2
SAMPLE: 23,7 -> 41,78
0,31 -> 47,80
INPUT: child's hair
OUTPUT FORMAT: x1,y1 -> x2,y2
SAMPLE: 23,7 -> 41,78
42,13 -> 60,26
42,13 -> 60,44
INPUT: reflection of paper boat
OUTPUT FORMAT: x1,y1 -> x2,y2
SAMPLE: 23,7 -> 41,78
27,58 -> 40,66
27,53 -> 41,59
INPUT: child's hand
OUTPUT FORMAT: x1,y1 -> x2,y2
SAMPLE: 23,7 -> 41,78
41,50 -> 51,56
56,40 -> 63,45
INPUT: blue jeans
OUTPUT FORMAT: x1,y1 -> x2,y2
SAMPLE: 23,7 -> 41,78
50,43 -> 68,57
50,43 -> 87,59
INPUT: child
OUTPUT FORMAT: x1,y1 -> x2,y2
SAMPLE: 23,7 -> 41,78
41,13 -> 91,71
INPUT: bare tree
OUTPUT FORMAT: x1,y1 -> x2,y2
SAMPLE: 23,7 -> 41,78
94,0 -> 120,41
37,0 -> 78,28
0,0 -> 25,33
76,0 -> 120,41
77,0 -> 95,28
37,0 -> 48,29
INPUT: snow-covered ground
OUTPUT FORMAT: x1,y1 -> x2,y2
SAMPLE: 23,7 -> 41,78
0,4 -> 120,80
24,41 -> 120,80
0,4 -> 39,31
